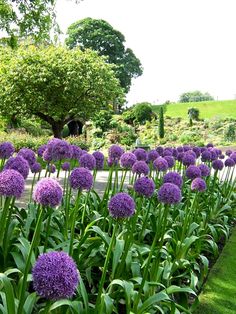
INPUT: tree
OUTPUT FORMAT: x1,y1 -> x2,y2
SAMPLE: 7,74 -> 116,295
159,106 -> 164,138
66,18 -> 143,93
179,90 -> 214,103
0,45 -> 124,138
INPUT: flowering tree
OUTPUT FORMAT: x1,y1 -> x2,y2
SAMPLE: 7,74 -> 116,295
0,45 -> 124,137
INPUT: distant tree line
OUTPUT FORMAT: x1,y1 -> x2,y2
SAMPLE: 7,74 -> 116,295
179,91 -> 214,103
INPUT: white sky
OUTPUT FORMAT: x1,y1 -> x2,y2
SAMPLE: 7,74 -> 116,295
55,0 -> 236,105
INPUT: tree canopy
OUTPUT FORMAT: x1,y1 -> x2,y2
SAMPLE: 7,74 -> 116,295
0,45 -> 124,137
179,90 -> 214,103
66,18 -> 143,93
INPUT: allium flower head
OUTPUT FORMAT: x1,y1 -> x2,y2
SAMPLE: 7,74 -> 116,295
107,157 -> 118,167
92,151 -> 105,170
186,165 -> 201,180
177,152 -> 184,162
225,158 -> 235,167
37,144 -> 47,157
192,147 -> 201,158
79,153 -> 96,170
206,143 -> 214,148
230,152 -> 236,162
164,156 -> 175,168
132,160 -> 149,175
210,149 -> 218,161
47,139 -> 71,161
201,150 -> 212,162
70,145 -> 83,160
33,178 -> 63,207
43,149 -> 52,162
0,169 -> 24,198
120,152 -> 137,169
177,146 -> 184,153
153,157 -> 168,172
212,159 -> 224,171
4,156 -> 29,179
108,145 -> 124,161
134,176 -> 155,197
219,154 -> 225,159
182,153 -> 196,166
198,163 -> 210,177
163,149 -> 173,157
147,150 -> 159,163
191,178 -> 207,192
0,142 -> 14,159
156,146 -> 164,156
163,172 -> 183,188
61,162 -> 70,171
47,164 -> 56,173
158,183 -> 182,204
69,167 -> 93,191
108,192 -> 135,218
31,162 -> 42,173
226,149 -> 232,156
134,148 -> 147,161
18,148 -> 36,166
32,251 -> 79,300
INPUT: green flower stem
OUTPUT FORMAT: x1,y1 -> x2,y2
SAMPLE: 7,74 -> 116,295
81,191 -> 90,226
56,160 -> 62,178
64,186 -> 72,239
69,190 -> 81,256
95,222 -> 118,312
43,207 -> 53,253
17,205 -> 44,314
0,197 -> 11,246
29,173 -> 36,203
119,169 -> 128,191
0,158 -> 6,171
139,197 -> 153,241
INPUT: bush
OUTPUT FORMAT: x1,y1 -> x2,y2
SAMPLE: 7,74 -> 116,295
20,118 -> 51,136
188,107 -> 200,121
92,110 -> 113,132
224,124 -> 236,142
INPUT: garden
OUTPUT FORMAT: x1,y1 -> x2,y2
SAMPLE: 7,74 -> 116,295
0,140 -> 235,313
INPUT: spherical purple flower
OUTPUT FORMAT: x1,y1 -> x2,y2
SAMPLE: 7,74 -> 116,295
120,152 -> 137,169
132,161 -> 149,176
153,157 -> 168,172
201,150 -> 212,162
92,151 -> 105,170
47,139 -> 71,161
219,154 -> 225,159
70,145 -> 83,160
200,147 -> 207,153
182,153 -> 196,166
43,149 -> 53,162
147,150 -> 159,163
33,178 -> 63,207
186,165 -> 201,180
192,147 -> 201,158
134,176 -> 155,197
61,162 -> 70,171
187,150 -> 197,158
163,172 -> 183,188
47,164 -> 56,174
164,156 -> 175,168
198,163 -> 210,177
108,145 -> 124,161
69,167 -> 93,191
183,145 -> 192,152
212,159 -> 224,171
31,162 -> 42,174
172,148 -> 178,158
133,148 -> 147,161
32,251 -> 79,300
37,144 -> 47,157
210,149 -> 218,161
163,149 -> 173,157
177,146 -> 184,153
191,178 -> 207,192
230,152 -> 236,162
225,158 -> 235,167
108,192 -> 135,218
18,148 -> 36,166
0,169 -> 24,198
158,183 -> 182,204
177,152 -> 184,162
156,146 -> 164,156
4,156 -> 29,179
206,143 -> 214,148
107,157 -> 118,167
0,142 -> 14,159
79,153 -> 96,170
226,149 -> 232,156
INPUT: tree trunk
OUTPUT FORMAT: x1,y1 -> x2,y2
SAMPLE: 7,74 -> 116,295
51,121 -> 64,138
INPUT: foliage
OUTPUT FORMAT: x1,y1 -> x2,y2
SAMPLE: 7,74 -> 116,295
122,108 -> 136,125
0,45 -> 124,138
159,106 -> 165,138
188,107 -> 200,121
66,18 -> 143,93
122,102 -> 154,126
91,110 -> 113,132
224,123 -> 236,142
179,90 -> 214,103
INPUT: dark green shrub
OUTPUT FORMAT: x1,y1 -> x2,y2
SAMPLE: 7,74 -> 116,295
224,124 -> 236,142
159,106 -> 164,138
133,103 -> 153,124
122,109 -> 136,125
188,107 -> 200,121
92,110 -> 113,132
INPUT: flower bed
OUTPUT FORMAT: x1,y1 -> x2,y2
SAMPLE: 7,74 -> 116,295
0,141 -> 235,313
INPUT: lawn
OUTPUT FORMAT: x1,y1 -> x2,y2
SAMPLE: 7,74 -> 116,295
152,100 -> 236,119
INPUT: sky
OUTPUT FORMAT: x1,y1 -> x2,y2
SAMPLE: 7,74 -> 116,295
56,0 -> 236,105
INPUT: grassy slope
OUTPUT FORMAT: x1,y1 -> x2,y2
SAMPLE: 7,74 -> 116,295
194,227 -> 236,314
152,100 -> 236,119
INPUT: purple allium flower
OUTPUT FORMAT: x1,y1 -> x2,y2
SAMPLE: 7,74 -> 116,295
47,139 -> 71,161
158,183 -> 182,204
18,148 -> 36,166
70,145 -> 83,160
156,146 -> 164,156
108,145 -> 124,161
163,172 -> 183,188
187,150 -> 197,158
226,149 -> 232,156
32,251 -> 79,300
200,147 -> 207,153
108,192 -> 135,218
192,147 -> 201,158
92,151 -> 104,170
134,176 -> 155,197
206,143 -> 214,148
31,162 -> 42,174
0,142 -> 14,159
191,177 -> 207,192
210,149 -> 218,161
198,163 -> 210,177
147,150 -> 159,163
0,169 -> 24,198
183,145 -> 192,152
230,152 -> 236,162
219,154 -> 225,159
133,148 -> 147,161
186,165 -> 201,180
177,146 -> 184,153
172,148 -> 178,158
43,149 -> 52,162
37,144 -> 47,157
107,157 -> 118,167
164,156 -> 175,168
120,152 -> 137,169
61,162 -> 70,171
201,150 -> 212,162
153,157 -> 168,172
132,160 -> 149,176
79,153 -> 96,170
69,167 -> 93,191
225,158 -> 235,167
4,156 -> 29,179
177,152 -> 184,162
163,149 -> 173,157
47,164 -> 56,174
212,159 -> 224,171
33,178 -> 63,207
182,153 -> 196,166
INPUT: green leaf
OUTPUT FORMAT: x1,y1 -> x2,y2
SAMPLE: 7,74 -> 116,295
137,291 -> 170,314
0,273 -> 16,314
112,238 -> 124,277
166,285 -> 196,296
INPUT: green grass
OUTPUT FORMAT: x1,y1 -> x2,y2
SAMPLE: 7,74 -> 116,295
152,100 -> 236,119
194,227 -> 236,314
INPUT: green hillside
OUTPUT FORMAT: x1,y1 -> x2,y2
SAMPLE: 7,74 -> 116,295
152,100 -> 236,119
